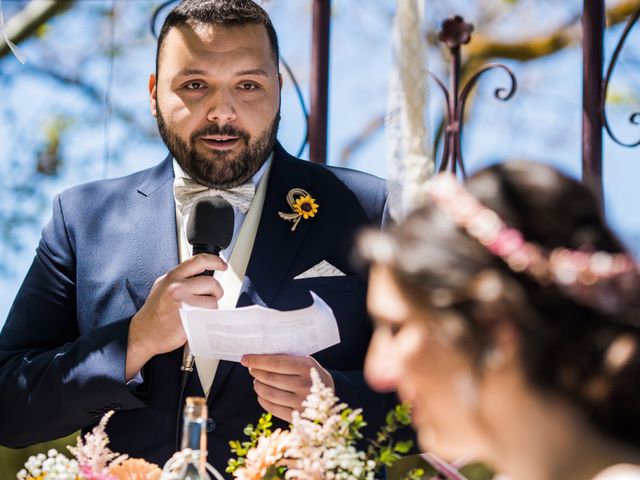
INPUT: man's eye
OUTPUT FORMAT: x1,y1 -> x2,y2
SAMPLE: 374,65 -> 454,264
239,83 -> 258,91
185,82 -> 204,90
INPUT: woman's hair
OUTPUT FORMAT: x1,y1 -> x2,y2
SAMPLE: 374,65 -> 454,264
359,160 -> 640,446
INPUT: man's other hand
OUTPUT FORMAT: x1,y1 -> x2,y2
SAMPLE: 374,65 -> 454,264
241,354 -> 335,422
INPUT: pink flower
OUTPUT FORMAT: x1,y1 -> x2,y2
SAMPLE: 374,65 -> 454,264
80,463 -> 117,480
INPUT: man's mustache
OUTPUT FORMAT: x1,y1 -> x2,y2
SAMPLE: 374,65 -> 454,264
190,125 -> 250,143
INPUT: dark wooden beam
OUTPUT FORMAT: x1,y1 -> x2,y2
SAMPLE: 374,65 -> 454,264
309,0 -> 331,164
582,0 -> 605,207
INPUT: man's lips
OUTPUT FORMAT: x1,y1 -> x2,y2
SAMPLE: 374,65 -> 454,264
198,136 -> 241,150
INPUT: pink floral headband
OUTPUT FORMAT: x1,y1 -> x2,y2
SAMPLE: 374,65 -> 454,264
428,173 -> 639,313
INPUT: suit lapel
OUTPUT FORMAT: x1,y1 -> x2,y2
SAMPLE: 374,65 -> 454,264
126,155 -> 179,308
208,144 -> 314,402
242,143 -> 314,307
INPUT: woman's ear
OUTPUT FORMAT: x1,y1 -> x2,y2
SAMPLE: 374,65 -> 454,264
483,320 -> 518,371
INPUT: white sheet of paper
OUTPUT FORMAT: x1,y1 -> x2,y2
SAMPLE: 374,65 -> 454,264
179,292 -> 340,362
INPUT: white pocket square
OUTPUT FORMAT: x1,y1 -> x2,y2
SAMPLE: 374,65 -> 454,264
294,260 -> 346,280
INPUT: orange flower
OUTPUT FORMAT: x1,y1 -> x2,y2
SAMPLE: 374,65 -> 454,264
292,195 -> 319,219
108,458 -> 161,480
233,429 -> 290,480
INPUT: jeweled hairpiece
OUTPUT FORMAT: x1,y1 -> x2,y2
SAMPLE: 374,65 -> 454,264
428,173 -> 639,313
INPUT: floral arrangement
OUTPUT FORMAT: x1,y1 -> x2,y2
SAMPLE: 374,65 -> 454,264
18,369 -> 470,480
16,411 -> 161,480
227,368 -> 418,480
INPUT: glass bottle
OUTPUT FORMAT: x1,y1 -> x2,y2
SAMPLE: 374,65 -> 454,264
179,396 -> 210,480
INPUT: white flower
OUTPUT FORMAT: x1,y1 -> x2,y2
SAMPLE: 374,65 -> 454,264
19,444 -> 81,480
281,369 -> 376,480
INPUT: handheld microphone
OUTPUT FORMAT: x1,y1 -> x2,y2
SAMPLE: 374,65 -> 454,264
176,197 -> 235,450
181,196 -> 235,374
186,196 -> 235,271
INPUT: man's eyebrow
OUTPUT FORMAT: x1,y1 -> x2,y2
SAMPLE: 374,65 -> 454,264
178,68 -> 208,76
235,69 -> 270,77
176,68 -> 271,77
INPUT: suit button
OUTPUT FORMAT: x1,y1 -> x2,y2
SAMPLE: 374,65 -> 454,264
206,418 -> 216,432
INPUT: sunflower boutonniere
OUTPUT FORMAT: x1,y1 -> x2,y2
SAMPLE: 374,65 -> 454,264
278,188 -> 319,231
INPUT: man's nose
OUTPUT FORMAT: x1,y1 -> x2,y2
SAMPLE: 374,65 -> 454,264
206,91 -> 237,123
364,334 -> 400,393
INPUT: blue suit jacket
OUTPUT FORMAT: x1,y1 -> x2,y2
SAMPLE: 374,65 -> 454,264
0,143 -> 392,474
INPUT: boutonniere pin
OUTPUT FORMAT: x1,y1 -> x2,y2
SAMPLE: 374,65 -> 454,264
278,188 -> 319,231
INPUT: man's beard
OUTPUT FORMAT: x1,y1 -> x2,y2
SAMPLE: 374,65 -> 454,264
157,107 -> 280,189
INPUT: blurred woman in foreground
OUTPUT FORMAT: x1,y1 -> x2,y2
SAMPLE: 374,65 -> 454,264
359,161 -> 640,480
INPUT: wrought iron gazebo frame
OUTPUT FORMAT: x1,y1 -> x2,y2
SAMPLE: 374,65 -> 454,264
308,0 -> 640,210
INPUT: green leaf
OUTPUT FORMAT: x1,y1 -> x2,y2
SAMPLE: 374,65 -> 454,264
393,440 -> 413,454
385,410 -> 396,427
401,467 -> 425,480
394,403 -> 412,425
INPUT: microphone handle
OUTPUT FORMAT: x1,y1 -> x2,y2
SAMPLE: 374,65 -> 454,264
192,243 -> 221,277
176,243 -> 221,449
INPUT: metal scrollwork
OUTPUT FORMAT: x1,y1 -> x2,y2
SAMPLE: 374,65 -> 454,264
602,9 -> 640,148
431,16 -> 518,176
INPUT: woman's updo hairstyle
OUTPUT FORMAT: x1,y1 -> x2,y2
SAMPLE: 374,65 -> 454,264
358,160 -> 640,447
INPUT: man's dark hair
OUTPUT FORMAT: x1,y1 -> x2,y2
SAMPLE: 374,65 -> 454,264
156,0 -> 280,75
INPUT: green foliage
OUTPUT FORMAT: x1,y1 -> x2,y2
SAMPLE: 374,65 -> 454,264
262,464 -> 287,479
402,468 -> 425,480
388,455 -> 496,480
459,462 -> 496,480
342,407 -> 366,442
368,403 -> 414,470
226,412 -> 274,473
227,402 -> 415,479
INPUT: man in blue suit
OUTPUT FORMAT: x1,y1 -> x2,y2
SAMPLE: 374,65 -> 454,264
0,0 -> 393,474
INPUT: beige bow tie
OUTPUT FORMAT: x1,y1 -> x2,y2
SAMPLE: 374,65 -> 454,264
174,176 -> 256,216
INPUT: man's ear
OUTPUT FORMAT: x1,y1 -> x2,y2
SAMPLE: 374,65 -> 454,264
279,72 -> 283,91
149,73 -> 158,118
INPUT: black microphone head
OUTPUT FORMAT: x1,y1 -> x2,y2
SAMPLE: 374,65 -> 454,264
186,197 -> 235,251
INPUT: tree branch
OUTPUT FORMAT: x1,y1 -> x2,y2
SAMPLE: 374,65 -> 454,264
466,0 -> 640,61
0,0 -> 75,60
